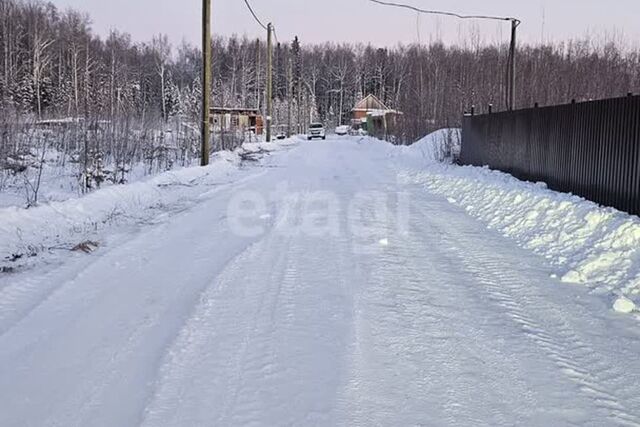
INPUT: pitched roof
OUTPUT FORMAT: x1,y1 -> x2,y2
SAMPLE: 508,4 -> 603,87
352,94 -> 390,112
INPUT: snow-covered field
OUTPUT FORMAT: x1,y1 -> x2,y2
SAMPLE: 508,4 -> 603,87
1,133 -> 639,426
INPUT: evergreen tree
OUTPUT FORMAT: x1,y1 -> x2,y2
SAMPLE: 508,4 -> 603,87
291,36 -> 301,98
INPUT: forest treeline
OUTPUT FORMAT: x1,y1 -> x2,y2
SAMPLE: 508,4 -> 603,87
1,0 -> 639,189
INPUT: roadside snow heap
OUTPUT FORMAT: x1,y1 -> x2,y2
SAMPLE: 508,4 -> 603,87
402,129 -> 639,315
397,128 -> 461,163
0,140 -> 295,265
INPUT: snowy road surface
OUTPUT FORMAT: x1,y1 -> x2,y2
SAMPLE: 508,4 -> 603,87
2,137 -> 640,426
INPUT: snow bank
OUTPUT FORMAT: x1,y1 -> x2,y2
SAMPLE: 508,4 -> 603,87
0,140 -> 294,262
400,138 -> 640,313
399,128 -> 461,163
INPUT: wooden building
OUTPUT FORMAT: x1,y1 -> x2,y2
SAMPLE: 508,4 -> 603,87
209,107 -> 264,135
351,94 -> 402,139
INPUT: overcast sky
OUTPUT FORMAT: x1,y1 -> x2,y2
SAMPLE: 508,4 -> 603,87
51,0 -> 640,48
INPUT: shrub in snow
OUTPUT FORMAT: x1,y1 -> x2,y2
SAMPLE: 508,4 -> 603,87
0,140 -> 294,265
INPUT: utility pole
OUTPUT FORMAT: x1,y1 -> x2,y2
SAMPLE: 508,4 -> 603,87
201,0 -> 211,166
508,19 -> 520,111
255,38 -> 261,111
297,80 -> 302,134
266,23 -> 273,142
287,57 -> 292,137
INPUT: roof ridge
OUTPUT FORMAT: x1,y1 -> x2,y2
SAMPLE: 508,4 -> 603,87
353,93 -> 391,111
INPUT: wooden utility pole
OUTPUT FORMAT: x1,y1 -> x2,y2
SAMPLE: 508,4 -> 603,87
508,19 -> 519,111
297,80 -> 302,134
255,39 -> 261,111
287,57 -> 292,137
201,0 -> 211,166
266,23 -> 273,142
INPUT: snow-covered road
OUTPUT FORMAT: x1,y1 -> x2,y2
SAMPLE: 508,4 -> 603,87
2,137 -> 640,426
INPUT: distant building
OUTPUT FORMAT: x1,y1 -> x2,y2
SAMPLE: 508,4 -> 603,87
351,94 -> 402,139
209,107 -> 264,135
35,117 -> 85,130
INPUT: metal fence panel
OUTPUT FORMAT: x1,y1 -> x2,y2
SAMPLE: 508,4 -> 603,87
460,95 -> 640,216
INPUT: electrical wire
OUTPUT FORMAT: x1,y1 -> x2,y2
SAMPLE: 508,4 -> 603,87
367,0 -> 519,24
369,0 -> 521,110
243,0 -> 280,45
243,0 -> 268,31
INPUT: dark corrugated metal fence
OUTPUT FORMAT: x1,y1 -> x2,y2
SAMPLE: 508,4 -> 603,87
460,95 -> 640,216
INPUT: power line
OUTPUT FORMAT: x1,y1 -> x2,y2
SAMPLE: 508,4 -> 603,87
368,0 -> 521,110
241,0 -> 282,141
367,0 -> 519,23
242,0 -> 280,44
242,0 -> 268,31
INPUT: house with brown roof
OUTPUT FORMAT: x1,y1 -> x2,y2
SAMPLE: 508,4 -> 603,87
351,94 -> 402,139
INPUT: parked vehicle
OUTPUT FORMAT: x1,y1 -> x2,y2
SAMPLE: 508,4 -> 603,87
307,123 -> 326,140
335,125 -> 350,136
276,124 -> 288,140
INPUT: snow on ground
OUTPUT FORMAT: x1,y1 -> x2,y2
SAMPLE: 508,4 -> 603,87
0,148 -> 80,208
0,139 -> 298,270
398,128 -> 461,162
1,134 -> 640,426
0,136 -> 291,210
394,130 -> 639,315
425,169 -> 640,312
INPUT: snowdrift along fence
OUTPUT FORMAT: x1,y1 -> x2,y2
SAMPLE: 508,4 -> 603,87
460,95 -> 640,216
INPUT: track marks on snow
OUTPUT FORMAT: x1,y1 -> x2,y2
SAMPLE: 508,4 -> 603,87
423,197 -> 640,426
141,205 -> 355,426
340,204 -> 545,426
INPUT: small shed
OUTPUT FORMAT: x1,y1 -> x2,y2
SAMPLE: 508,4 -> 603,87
209,107 -> 264,135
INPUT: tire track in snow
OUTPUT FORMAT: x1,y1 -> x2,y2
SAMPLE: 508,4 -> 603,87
340,195 -> 546,426
0,167 -> 272,340
422,196 -> 640,427
138,218 -> 288,426
469,263 -> 638,426
219,233 -> 295,425
140,192 -> 350,425
0,166 -> 280,427
0,234 -> 137,337
141,163 -> 361,426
